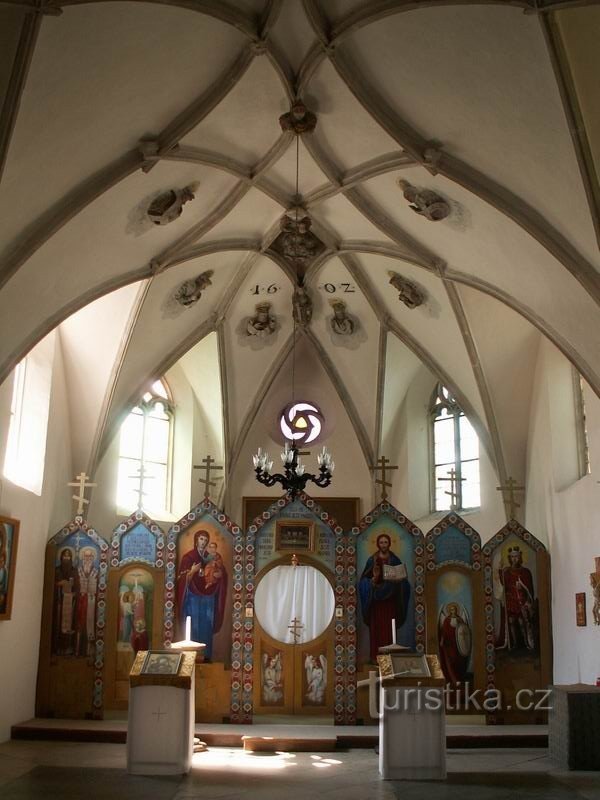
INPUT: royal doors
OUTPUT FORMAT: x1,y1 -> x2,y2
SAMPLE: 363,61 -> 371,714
252,557 -> 335,716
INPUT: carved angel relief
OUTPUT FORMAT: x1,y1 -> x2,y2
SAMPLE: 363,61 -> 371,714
388,271 -> 426,309
398,179 -> 450,222
147,183 -> 198,226
174,270 -> 213,308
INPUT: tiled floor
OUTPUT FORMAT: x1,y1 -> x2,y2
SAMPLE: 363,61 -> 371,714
0,741 -> 598,799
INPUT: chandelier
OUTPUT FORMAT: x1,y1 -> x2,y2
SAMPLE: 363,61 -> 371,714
252,103 -> 334,499
253,442 -> 334,499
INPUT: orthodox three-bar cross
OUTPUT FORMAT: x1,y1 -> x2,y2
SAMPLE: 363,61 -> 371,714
370,456 -> 398,500
496,477 -> 525,519
193,455 -> 224,499
288,617 -> 304,644
130,464 -> 154,510
438,467 -> 465,510
68,472 -> 97,516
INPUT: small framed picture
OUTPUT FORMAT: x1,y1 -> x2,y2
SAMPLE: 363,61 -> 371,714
576,592 -> 587,627
141,650 -> 183,676
394,654 -> 431,678
0,516 -> 20,621
378,653 -> 432,679
276,519 -> 315,552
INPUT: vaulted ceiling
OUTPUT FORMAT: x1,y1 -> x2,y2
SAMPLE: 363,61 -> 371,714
1,0 -> 599,496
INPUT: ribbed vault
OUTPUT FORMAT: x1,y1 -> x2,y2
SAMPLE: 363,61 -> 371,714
1,0 -> 599,509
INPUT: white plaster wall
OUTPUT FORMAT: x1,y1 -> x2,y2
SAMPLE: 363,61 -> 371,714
226,338 -> 373,526
0,332 -> 72,742
525,338 -> 600,685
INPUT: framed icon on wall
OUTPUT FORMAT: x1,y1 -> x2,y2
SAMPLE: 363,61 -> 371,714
0,516 -> 20,621
275,519 -> 315,552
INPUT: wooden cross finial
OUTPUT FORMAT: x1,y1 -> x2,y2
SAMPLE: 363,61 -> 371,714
288,617 -> 304,644
369,456 -> 398,500
193,455 -> 224,499
68,472 -> 97,516
129,464 -> 154,510
496,477 -> 525,519
438,467 -> 465,511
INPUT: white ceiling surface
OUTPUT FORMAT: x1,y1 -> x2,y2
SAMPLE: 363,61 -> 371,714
309,257 -> 381,444
358,252 -> 487,424
0,160 -> 241,372
178,332 -> 225,464
346,6 -> 600,267
314,193 -> 397,243
265,139 -> 330,198
307,59 -> 401,172
205,188 -> 283,241
224,255 -> 295,446
380,334 -> 424,455
359,168 -> 600,376
102,252 -> 244,444
180,56 -> 287,165
59,282 -> 143,473
457,285 -> 542,483
0,1 -> 598,488
0,5 -> 246,252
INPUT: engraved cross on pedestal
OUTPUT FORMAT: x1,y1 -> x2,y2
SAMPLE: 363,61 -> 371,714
152,706 -> 167,724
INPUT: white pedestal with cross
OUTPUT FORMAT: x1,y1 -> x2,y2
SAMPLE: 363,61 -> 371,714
127,650 -> 196,775
377,654 -> 446,780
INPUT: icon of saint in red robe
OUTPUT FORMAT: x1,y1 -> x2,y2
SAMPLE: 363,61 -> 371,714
496,545 -> 536,651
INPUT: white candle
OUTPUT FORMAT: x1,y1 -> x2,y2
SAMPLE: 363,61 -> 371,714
185,615 -> 191,642
392,618 -> 396,645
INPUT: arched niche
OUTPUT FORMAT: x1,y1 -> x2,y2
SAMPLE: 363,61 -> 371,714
353,502 -> 426,723
245,493 -> 356,725
425,513 -> 485,712
103,512 -> 166,710
166,498 -> 243,724
483,519 -> 552,724
36,516 -> 109,719
253,554 -> 336,716
354,501 -> 426,661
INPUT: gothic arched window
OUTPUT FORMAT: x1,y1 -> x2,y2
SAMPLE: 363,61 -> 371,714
117,379 -> 173,514
430,383 -> 480,512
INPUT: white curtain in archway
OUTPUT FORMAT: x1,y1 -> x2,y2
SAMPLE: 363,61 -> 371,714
254,565 -> 335,644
